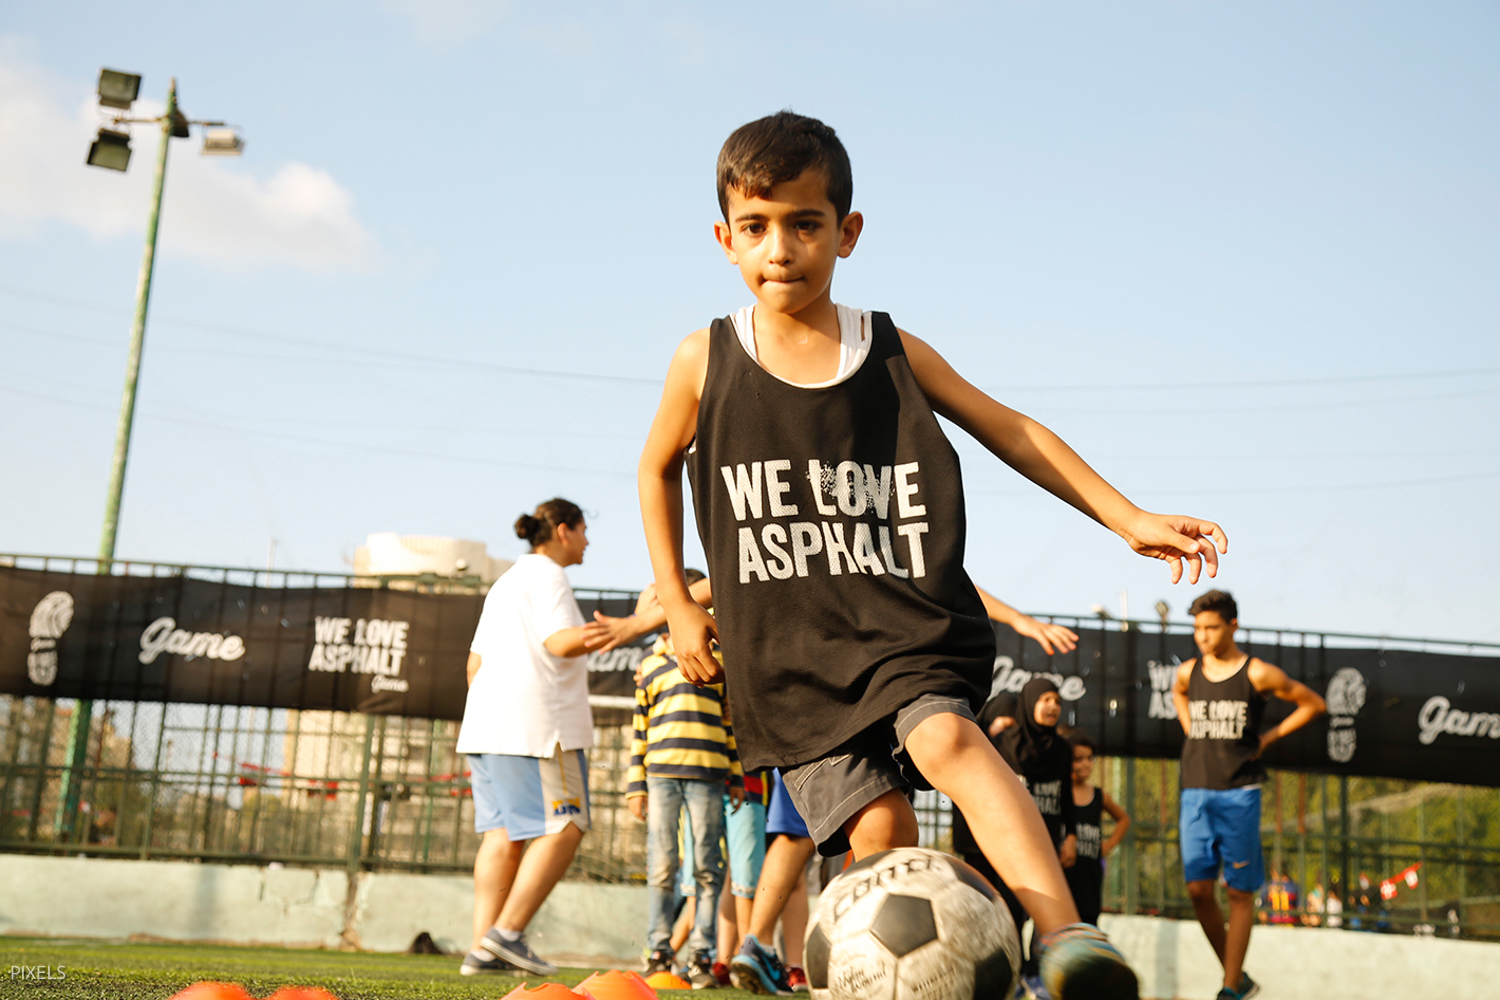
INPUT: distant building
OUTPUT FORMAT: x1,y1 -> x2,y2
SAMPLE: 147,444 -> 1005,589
354,534 -> 512,584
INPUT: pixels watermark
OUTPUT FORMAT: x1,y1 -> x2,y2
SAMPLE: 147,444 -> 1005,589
10,965 -> 66,982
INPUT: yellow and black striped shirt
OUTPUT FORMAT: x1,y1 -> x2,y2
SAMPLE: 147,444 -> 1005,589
627,640 -> 742,798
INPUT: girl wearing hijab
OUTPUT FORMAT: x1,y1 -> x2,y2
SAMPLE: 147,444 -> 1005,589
953,676 -> 1079,994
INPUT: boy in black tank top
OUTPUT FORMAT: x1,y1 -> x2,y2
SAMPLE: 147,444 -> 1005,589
638,111 -> 1231,1000
1171,591 -> 1326,1000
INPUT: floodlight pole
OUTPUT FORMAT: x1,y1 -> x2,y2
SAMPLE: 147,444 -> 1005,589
56,80 -> 178,841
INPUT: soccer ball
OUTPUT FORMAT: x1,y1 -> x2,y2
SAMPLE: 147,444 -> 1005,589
805,848 -> 1020,1000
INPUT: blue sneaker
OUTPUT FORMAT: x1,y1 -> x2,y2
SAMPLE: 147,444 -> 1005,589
1037,924 -> 1138,1000
460,950 -> 518,977
1215,973 -> 1259,1000
730,935 -> 792,995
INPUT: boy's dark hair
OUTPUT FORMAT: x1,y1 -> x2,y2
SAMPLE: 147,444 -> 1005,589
1188,589 -> 1238,622
1069,732 -> 1096,755
717,111 -> 853,222
685,568 -> 707,586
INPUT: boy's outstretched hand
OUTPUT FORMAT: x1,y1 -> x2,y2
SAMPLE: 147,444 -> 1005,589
1119,512 -> 1228,584
667,601 -> 723,684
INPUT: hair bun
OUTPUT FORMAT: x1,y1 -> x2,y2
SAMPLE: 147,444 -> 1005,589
514,513 -> 537,540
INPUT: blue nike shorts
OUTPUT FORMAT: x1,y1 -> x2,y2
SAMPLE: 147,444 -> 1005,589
468,749 -> 591,840
1180,785 -> 1265,892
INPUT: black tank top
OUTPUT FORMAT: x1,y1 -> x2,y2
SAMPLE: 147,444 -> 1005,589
684,313 -> 994,770
1180,656 -> 1268,789
1072,787 -> 1103,862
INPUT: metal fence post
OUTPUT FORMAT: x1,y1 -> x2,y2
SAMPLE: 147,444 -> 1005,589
1123,756 -> 1138,914
347,714 -> 377,874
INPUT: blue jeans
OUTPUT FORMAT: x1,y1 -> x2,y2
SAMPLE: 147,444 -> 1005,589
647,776 -> 725,956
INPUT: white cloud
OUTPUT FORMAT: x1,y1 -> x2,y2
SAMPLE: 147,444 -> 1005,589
0,41 -> 378,273
380,0 -> 511,51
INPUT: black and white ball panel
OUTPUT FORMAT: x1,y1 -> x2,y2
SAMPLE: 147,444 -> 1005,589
805,848 -> 1020,1000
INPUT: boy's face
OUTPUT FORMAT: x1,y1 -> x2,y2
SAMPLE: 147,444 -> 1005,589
1072,745 -> 1094,782
1193,610 -> 1237,658
714,168 -> 863,319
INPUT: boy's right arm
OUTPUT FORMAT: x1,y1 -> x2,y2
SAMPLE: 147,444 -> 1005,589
638,329 -> 722,684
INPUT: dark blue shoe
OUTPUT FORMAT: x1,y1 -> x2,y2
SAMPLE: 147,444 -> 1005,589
1038,923 -> 1138,1000
729,935 -> 791,995
460,950 -> 518,977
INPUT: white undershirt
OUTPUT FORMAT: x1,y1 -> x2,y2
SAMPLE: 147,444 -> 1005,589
731,303 -> 873,388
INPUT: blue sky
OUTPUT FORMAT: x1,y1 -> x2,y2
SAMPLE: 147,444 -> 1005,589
2,2 -> 1497,641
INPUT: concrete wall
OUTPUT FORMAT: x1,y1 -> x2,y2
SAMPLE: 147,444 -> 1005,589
2,854 -> 1495,999
1100,913 -> 1495,1000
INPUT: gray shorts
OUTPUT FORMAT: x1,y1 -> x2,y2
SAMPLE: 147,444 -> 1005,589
778,694 -> 975,857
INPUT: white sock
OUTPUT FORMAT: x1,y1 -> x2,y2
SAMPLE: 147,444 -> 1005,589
498,927 -> 522,942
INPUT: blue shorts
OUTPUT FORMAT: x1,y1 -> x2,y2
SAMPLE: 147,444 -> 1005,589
767,770 -> 810,839
1180,786 -> 1264,892
468,749 -> 591,840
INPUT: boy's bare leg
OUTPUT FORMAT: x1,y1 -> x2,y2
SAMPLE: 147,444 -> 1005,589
782,874 -> 809,966
473,829 -> 527,952
1222,888 -> 1254,987
1186,880 -> 1227,964
901,713 -> 1080,933
746,834 -> 816,943
845,791 -> 919,857
718,878 -> 738,963
494,822 -> 584,933
672,897 -> 695,954
735,896 -> 753,945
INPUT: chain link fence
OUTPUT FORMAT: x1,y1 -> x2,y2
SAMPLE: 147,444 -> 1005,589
1,554 -> 1496,939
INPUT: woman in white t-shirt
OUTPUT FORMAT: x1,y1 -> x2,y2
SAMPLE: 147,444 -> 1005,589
458,498 -> 594,978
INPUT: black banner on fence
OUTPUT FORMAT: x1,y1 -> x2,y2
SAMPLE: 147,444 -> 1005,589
0,565 -> 646,722
3,565 -> 1497,786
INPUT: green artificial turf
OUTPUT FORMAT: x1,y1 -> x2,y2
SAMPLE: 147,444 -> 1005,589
0,939 -> 759,1000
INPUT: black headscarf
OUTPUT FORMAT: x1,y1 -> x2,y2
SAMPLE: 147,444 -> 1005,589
996,676 -> 1071,781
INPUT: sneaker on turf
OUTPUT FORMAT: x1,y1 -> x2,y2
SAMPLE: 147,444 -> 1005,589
688,951 -> 720,990
730,935 -> 792,995
786,966 -> 809,993
643,948 -> 675,976
1023,972 -> 1052,999
711,961 -> 732,986
460,950 -> 518,977
1214,973 -> 1259,1000
1037,923 -> 1139,1000
480,928 -> 558,976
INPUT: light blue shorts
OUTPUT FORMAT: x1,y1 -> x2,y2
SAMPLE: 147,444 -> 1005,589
468,749 -> 591,840
1180,785 -> 1264,893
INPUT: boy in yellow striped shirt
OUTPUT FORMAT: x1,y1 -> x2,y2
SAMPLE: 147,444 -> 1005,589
629,613 -> 744,988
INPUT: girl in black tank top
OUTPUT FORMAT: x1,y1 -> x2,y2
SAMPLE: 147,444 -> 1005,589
684,311 -> 994,771
1180,656 -> 1269,790
1065,787 -> 1105,926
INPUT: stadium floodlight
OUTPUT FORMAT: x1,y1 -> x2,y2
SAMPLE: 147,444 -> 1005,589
86,128 -> 133,171
97,68 -> 142,110
201,127 -> 245,156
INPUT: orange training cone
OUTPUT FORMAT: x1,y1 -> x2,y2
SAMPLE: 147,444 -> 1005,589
169,984 -> 254,1000
576,969 -> 659,1000
644,972 -> 691,990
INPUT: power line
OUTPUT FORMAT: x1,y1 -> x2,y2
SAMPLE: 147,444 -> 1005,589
0,384 -> 635,479
6,284 -> 1498,394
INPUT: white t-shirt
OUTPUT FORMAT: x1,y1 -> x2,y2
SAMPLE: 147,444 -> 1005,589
456,552 -> 593,756
731,303 -> 873,387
